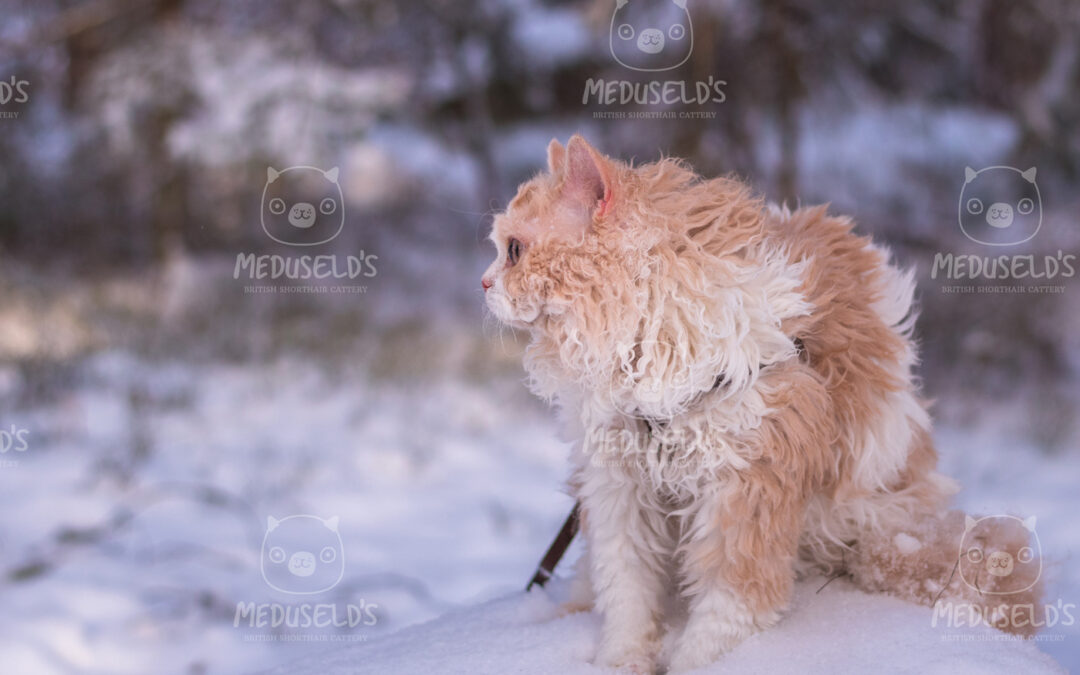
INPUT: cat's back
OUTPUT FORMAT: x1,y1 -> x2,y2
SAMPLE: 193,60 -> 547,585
760,202 -> 916,385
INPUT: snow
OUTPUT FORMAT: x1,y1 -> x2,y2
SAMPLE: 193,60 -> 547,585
0,261 -> 1076,675
0,334 -> 573,675
0,321 -> 1076,674
260,578 -> 1065,675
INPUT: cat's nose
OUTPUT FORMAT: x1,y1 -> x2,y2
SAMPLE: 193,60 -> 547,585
482,277 -> 493,292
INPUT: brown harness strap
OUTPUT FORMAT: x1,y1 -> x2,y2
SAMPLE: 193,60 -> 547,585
526,502 -> 581,590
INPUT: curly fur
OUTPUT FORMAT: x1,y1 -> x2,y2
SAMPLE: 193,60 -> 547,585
482,136 -> 1043,672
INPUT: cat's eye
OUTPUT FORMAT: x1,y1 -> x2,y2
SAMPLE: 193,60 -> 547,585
1017,198 -> 1034,215
669,24 -> 686,40
966,198 -> 983,215
269,198 -> 286,215
320,197 -> 337,215
966,547 -> 983,563
320,546 -> 337,563
618,23 -> 635,40
1018,546 -> 1034,563
507,238 -> 524,266
269,546 -> 286,563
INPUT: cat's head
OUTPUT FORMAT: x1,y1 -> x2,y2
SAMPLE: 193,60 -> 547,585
958,166 -> 1041,246
958,514 -> 1041,596
483,136 -> 797,419
609,0 -> 693,72
483,136 -> 627,329
260,515 -> 345,595
261,166 -> 345,246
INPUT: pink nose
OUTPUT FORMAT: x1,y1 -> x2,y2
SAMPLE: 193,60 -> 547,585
481,277 -> 493,292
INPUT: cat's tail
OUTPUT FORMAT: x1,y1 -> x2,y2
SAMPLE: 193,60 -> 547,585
848,509 -> 1045,637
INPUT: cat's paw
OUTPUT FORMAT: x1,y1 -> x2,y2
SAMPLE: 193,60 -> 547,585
556,599 -> 592,617
594,640 -> 657,674
667,612 -> 758,672
665,635 -> 734,669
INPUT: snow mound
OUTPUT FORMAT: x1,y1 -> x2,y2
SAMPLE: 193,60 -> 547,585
259,579 -> 1064,674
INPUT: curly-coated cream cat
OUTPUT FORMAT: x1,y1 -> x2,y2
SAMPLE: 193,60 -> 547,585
482,136 -> 1042,673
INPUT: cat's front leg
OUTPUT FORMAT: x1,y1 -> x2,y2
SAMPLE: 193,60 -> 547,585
668,470 -> 807,673
578,463 -> 668,674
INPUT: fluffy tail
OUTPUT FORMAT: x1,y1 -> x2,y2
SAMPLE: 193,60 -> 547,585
849,510 -> 1045,636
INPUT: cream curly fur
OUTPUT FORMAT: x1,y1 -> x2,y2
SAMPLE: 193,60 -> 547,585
482,136 -> 1042,673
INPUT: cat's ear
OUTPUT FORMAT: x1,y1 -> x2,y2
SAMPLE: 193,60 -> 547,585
267,167 -> 281,183
547,139 -> 566,176
616,0 -> 628,9
1021,167 -> 1037,183
964,167 -> 977,183
324,516 -> 340,532
267,516 -> 280,531
964,515 -> 977,532
324,167 -> 340,183
563,135 -> 614,217
1022,515 -> 1037,531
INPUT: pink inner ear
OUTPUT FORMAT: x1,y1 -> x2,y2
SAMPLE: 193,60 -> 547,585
547,139 -> 566,176
564,138 -> 612,215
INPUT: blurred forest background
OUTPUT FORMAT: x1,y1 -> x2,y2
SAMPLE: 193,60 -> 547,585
0,0 -> 1078,673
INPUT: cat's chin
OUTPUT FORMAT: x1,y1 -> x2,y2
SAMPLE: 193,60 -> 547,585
502,313 -> 540,331
486,291 -> 540,327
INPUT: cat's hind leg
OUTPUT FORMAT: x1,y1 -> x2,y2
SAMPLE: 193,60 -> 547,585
669,365 -> 833,672
668,471 -> 806,673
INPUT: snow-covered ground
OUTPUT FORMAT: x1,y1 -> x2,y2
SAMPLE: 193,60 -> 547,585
261,578 -> 1065,675
0,337 -> 1076,674
0,346 -> 568,674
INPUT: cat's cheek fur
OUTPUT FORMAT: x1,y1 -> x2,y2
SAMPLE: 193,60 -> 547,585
482,263 -> 542,324
487,285 -> 542,325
